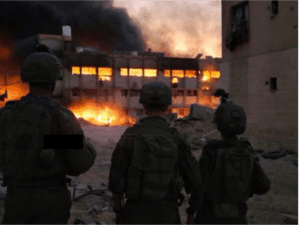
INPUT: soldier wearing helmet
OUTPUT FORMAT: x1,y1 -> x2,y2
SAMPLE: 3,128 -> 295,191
109,81 -> 201,224
187,89 -> 271,224
0,44 -> 97,224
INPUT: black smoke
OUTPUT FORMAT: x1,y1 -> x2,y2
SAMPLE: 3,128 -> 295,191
0,1 -> 146,55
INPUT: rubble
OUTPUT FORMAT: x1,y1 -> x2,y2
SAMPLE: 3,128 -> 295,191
170,104 -> 218,150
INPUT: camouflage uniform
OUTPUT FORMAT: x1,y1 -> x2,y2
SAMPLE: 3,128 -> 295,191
0,49 -> 97,224
109,116 -> 201,224
109,81 -> 201,224
189,95 -> 271,224
189,138 -> 271,224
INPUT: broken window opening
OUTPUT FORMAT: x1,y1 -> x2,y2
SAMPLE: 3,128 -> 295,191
121,89 -> 128,96
270,77 -> 277,91
272,0 -> 278,15
226,1 -> 249,51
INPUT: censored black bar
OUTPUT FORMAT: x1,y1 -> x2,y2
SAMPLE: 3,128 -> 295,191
43,135 -> 83,149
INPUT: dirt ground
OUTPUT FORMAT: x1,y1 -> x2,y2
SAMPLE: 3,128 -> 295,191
0,122 -> 297,224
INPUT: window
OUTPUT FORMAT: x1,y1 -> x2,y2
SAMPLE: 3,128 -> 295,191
270,77 -> 277,91
272,0 -> 278,15
178,108 -> 185,116
120,68 -> 128,76
82,67 -> 96,75
144,69 -> 157,77
193,90 -> 198,96
226,1 -> 249,51
129,68 -> 143,77
177,90 -> 184,96
164,70 -> 171,77
187,90 -> 192,96
130,90 -> 141,97
185,70 -> 197,78
98,67 -> 112,81
121,89 -> 128,96
72,66 -> 80,75
172,70 -> 184,78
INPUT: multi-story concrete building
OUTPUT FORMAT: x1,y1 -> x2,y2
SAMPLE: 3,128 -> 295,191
23,28 -> 221,119
221,1 -> 298,152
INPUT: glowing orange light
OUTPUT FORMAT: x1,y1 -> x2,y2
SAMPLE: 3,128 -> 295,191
144,69 -> 157,77
201,86 -> 210,91
120,68 -> 128,76
172,77 -> 178,84
202,71 -> 211,81
69,100 -> 136,126
172,70 -> 184,78
98,67 -> 112,81
211,71 -> 221,79
129,68 -> 143,77
82,67 -> 96,75
164,70 -> 171,77
0,47 -> 11,60
185,70 -> 197,78
72,66 -> 80,75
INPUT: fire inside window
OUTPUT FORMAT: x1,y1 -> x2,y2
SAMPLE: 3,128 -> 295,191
144,69 -> 157,77
120,68 -> 128,76
82,67 -> 96,75
202,71 -> 220,81
172,70 -> 184,78
72,66 -> 80,75
98,67 -> 112,81
164,70 -> 171,77
185,70 -> 197,78
129,68 -> 143,77
201,86 -> 210,91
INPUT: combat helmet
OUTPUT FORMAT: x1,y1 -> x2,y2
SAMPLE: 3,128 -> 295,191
21,44 -> 62,83
139,81 -> 172,107
213,89 -> 246,136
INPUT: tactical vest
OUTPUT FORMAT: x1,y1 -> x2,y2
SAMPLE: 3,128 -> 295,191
124,128 -> 184,202
0,95 -> 67,179
205,140 -> 254,203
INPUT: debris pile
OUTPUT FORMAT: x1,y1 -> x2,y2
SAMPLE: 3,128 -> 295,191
170,104 -> 218,150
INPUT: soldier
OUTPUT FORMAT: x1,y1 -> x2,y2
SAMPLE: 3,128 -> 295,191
108,81 -> 201,224
0,45 -> 97,224
188,91 -> 271,224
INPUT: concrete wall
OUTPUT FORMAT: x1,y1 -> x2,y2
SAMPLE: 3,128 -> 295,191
244,48 -> 298,152
222,1 -> 298,62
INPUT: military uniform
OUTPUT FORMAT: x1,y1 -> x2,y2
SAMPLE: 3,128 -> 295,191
188,91 -> 271,224
188,137 -> 270,224
109,116 -> 201,224
0,49 -> 97,224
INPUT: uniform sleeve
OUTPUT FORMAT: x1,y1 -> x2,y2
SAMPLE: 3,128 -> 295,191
109,134 -> 133,194
251,158 -> 271,195
178,136 -> 201,194
57,107 -> 97,176
187,144 -> 216,215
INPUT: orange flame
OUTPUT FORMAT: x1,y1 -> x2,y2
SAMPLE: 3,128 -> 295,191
67,99 -> 136,126
0,74 -> 29,108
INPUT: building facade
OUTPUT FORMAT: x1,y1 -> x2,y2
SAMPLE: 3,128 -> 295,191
32,30 -> 221,119
221,0 -> 298,152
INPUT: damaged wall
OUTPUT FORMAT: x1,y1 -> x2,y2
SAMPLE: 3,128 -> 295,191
221,1 -> 298,152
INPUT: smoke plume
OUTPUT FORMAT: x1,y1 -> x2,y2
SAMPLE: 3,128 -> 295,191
114,1 -> 221,58
0,1 -> 146,57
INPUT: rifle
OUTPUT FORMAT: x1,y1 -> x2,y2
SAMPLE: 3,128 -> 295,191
114,193 -> 125,224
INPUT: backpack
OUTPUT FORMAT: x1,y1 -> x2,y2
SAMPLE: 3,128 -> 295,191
125,130 -> 184,202
0,95 -> 65,179
205,140 -> 254,203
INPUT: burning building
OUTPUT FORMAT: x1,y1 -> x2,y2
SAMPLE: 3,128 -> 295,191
3,26 -> 222,124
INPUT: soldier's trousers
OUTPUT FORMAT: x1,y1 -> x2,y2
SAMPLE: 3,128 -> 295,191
122,199 -> 181,224
2,186 -> 72,224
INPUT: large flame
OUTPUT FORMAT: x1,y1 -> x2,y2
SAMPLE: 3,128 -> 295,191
68,99 -> 136,126
0,74 -> 29,108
